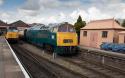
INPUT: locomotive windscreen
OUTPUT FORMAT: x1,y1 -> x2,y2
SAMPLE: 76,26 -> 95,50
8,27 -> 18,32
58,24 -> 75,32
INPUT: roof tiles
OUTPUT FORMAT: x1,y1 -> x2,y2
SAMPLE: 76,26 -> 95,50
81,19 -> 125,30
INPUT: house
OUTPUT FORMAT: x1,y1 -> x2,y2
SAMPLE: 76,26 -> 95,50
118,31 -> 125,44
80,19 -> 125,48
9,20 -> 30,31
0,20 -> 8,35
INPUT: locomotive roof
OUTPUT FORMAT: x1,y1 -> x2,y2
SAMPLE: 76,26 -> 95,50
28,22 -> 73,31
28,24 -> 49,30
47,23 -> 61,28
47,22 -> 72,28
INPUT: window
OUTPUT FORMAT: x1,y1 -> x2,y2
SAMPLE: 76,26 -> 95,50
58,25 -> 67,32
50,28 -> 54,32
53,27 -> 58,32
58,25 -> 75,32
68,26 -> 75,32
8,27 -> 18,32
83,31 -> 87,36
102,31 -> 108,38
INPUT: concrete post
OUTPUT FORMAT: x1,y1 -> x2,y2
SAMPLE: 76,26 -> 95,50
102,56 -> 105,64
53,53 -> 57,59
42,50 -> 44,54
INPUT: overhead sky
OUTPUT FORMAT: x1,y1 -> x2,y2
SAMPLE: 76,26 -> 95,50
0,0 -> 125,24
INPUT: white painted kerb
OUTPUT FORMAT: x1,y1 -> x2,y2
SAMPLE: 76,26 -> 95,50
5,38 -> 30,78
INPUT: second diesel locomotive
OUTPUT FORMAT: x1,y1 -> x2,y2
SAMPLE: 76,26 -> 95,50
5,26 -> 19,42
24,22 -> 78,54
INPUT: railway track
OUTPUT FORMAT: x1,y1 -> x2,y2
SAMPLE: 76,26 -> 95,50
61,46 -> 125,78
59,47 -> 125,78
61,56 -> 125,78
40,50 -> 121,78
11,41 -> 125,78
79,49 -> 125,73
11,44 -> 85,78
11,44 -> 57,78
32,42 -> 125,78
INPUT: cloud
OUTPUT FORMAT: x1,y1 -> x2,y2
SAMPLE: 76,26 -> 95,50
20,0 -> 83,11
0,0 -> 4,5
18,9 -> 39,16
70,9 -> 88,20
21,0 -> 41,11
17,0 -> 125,24
48,16 -> 57,23
88,7 -> 111,20
69,7 -> 112,23
1,0 -> 125,25
0,12 -> 11,22
4,6 -> 125,25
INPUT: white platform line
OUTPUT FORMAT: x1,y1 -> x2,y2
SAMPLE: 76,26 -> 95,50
5,38 -> 30,78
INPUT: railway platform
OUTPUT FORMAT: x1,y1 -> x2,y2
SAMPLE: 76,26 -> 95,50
79,45 -> 125,56
0,37 -> 28,78
79,45 -> 111,52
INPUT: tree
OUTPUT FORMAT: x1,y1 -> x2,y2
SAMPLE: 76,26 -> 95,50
74,15 -> 86,43
115,20 -> 120,25
122,19 -> 125,27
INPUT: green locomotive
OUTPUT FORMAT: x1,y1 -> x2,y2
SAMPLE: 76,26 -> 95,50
24,22 -> 78,54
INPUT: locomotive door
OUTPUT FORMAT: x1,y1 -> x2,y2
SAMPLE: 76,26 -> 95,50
90,32 -> 98,48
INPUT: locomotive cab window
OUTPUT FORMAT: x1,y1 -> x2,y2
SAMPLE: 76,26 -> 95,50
7,27 -> 18,32
83,31 -> 87,36
53,27 -> 58,32
102,31 -> 108,38
68,26 -> 75,32
58,25 -> 75,32
50,28 -> 54,32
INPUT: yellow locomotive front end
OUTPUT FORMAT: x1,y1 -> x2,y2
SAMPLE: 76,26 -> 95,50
55,22 -> 78,54
6,32 -> 19,40
57,32 -> 78,46
5,26 -> 19,42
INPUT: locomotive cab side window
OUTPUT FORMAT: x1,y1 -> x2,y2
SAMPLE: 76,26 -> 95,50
50,28 -> 54,32
53,27 -> 58,32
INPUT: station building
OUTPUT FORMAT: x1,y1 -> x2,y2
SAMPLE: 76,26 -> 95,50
80,19 -> 125,48
0,20 -> 8,35
9,20 -> 30,31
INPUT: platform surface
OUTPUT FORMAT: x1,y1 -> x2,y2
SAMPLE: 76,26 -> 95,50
0,37 -> 25,78
79,45 -> 125,57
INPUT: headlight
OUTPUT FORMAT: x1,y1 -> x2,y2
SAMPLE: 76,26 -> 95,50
51,35 -> 55,39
